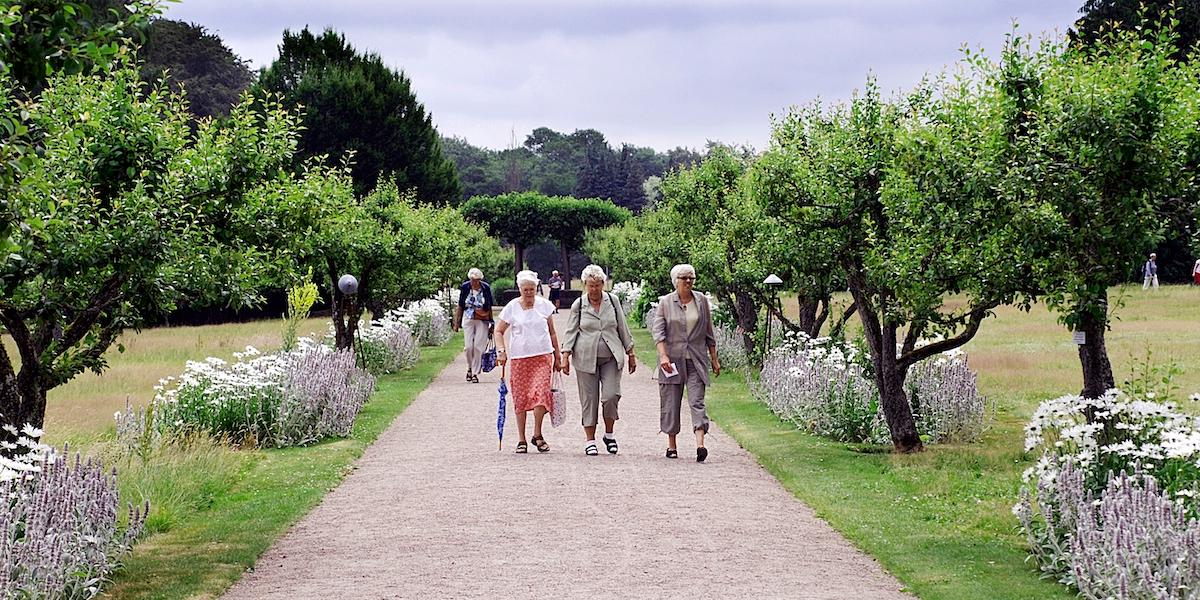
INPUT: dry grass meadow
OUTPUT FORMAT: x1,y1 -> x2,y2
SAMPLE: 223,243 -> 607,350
28,317 -> 330,441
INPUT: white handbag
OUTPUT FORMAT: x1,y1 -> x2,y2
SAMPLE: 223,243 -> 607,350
550,371 -> 567,428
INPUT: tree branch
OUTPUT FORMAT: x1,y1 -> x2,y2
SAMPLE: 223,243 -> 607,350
50,272 -> 125,361
897,306 -> 991,370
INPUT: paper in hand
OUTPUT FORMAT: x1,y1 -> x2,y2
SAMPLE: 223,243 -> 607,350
661,362 -> 679,377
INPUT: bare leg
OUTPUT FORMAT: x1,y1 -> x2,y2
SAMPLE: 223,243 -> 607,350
533,406 -> 547,438
584,425 -> 596,441
695,428 -> 706,448
604,417 -> 616,436
516,411 -> 527,443
667,433 -> 677,450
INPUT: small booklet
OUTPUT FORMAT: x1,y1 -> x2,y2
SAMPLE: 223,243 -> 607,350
660,362 -> 679,378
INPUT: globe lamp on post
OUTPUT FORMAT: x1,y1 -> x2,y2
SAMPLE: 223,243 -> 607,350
763,273 -> 783,357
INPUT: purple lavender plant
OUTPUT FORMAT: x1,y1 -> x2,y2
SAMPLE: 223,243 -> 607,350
906,354 -> 989,443
277,348 -> 375,446
0,444 -> 147,599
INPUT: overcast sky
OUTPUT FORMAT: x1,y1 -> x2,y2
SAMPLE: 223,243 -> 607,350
162,0 -> 1083,151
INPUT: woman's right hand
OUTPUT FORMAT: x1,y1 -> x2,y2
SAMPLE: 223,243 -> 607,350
659,354 -> 672,374
560,352 -> 571,376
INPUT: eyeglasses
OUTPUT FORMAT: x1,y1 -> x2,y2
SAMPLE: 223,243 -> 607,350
676,276 -> 696,282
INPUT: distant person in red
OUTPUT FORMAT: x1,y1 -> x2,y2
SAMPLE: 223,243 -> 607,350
1193,258 -> 1200,286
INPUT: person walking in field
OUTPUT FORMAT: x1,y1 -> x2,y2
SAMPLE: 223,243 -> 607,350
495,270 -> 562,453
652,263 -> 720,462
453,268 -> 494,383
561,265 -> 636,456
1193,257 -> 1200,286
1143,253 -> 1159,291
547,270 -> 565,313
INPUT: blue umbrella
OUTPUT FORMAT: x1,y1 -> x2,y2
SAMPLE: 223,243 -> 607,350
497,365 -> 508,450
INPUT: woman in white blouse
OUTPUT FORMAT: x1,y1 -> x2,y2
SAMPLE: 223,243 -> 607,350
495,270 -> 563,453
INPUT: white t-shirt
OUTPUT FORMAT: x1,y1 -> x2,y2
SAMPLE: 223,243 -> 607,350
499,296 -> 556,359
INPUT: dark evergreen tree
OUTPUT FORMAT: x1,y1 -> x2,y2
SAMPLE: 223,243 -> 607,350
139,20 -> 254,120
1073,0 -> 1199,59
256,27 -> 460,203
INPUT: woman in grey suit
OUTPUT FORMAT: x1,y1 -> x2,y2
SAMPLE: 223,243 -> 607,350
652,263 -> 720,462
561,265 -> 636,456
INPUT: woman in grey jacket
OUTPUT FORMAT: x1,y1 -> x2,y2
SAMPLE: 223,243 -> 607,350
561,265 -> 636,456
652,263 -> 720,462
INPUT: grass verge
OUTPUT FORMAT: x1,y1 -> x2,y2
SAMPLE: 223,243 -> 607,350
631,327 -> 1072,600
102,336 -> 461,599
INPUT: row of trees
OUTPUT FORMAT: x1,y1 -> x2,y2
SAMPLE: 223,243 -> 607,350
461,193 -> 629,282
444,128 -> 705,210
0,2 -> 503,435
590,18 -> 1200,453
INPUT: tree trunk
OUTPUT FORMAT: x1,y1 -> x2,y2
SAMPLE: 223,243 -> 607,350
1077,300 -> 1115,401
560,242 -> 571,287
875,357 -> 922,452
846,269 -> 923,453
734,289 -> 758,355
513,243 -> 524,282
797,294 -> 824,338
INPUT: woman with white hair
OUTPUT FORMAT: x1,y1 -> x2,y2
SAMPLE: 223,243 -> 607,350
652,263 -> 720,462
453,268 -> 494,383
496,270 -> 562,453
561,265 -> 636,456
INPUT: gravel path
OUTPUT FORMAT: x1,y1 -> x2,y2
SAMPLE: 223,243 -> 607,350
224,315 -> 912,600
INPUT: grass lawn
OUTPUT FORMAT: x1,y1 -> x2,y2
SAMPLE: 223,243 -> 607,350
36,317 -> 332,439
101,335 -> 460,599
632,284 -> 1200,600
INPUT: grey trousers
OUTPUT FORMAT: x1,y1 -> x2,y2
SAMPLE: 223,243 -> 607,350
463,319 -> 490,374
659,359 -> 710,435
576,355 -> 621,427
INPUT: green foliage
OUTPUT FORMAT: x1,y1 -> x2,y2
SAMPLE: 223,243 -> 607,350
0,63 -> 344,430
995,27 -> 1200,332
256,27 -> 460,203
462,191 -> 627,278
1073,0 -> 1200,60
490,277 -> 514,292
443,127 -> 704,207
139,18 -> 254,120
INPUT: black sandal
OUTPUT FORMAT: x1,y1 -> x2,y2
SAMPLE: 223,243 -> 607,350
532,435 -> 550,453
665,448 -> 678,459
697,447 -> 708,463
584,442 -> 599,456
603,437 -> 618,454
515,441 -> 528,454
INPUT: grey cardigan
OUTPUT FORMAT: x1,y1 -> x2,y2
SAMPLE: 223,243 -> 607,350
562,292 -> 635,374
652,291 -> 717,385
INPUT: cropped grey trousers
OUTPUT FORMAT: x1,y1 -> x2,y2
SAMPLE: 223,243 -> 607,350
576,355 -> 621,427
463,319 -> 490,374
659,359 -> 710,435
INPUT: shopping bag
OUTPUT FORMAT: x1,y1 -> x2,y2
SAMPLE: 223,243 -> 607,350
550,371 -> 567,428
480,340 -> 497,373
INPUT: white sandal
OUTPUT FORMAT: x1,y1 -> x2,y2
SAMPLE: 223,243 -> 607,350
584,442 -> 599,456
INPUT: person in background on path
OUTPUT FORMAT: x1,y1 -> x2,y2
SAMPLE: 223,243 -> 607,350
547,270 -> 565,313
496,270 -> 562,453
1193,257 -> 1200,286
453,268 -> 494,383
652,263 -> 720,463
561,265 -> 636,456
1143,253 -> 1159,291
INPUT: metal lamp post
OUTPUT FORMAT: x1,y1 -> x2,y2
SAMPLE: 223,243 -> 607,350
338,274 -> 365,369
763,274 -> 783,357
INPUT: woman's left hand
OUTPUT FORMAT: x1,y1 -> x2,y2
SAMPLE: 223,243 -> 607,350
553,353 -> 562,373
627,352 -> 637,374
712,358 -> 721,377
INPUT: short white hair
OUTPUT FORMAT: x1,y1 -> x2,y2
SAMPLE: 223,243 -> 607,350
516,270 -> 539,288
581,264 -> 607,284
467,268 -> 483,280
670,264 -> 696,282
